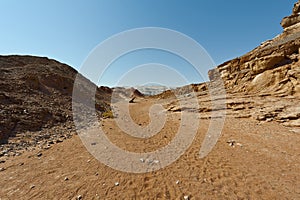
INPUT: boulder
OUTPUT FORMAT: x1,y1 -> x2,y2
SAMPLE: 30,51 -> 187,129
281,1 -> 300,29
250,54 -> 286,75
293,1 -> 300,14
281,15 -> 300,29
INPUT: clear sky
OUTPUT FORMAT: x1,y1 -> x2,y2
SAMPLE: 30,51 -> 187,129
0,0 -> 296,87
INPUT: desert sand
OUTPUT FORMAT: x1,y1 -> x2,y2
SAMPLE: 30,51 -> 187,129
0,96 -> 300,199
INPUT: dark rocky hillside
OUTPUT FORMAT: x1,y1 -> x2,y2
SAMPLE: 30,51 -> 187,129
0,55 -> 111,148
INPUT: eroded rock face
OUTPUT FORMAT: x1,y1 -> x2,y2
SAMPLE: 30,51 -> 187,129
208,1 -> 300,97
199,1 -> 300,129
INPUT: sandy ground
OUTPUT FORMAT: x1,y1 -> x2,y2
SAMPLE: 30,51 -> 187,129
0,98 -> 300,199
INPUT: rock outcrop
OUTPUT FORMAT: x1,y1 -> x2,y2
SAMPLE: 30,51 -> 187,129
163,1 -> 300,130
281,1 -> 300,29
205,2 -> 300,128
208,1 -> 300,97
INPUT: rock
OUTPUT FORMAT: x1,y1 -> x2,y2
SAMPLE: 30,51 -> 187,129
114,182 -> 119,186
64,177 -> 69,181
48,140 -> 55,145
277,107 -> 300,120
293,1 -> 300,14
153,160 -> 160,164
227,140 -> 236,147
176,180 -> 180,184
281,1 -> 300,29
0,167 -> 5,172
266,118 -> 273,122
284,119 -> 300,127
281,15 -> 300,29
56,139 -> 63,143
37,152 -> 43,157
251,54 -> 286,75
183,195 -> 190,200
76,195 -> 82,200
129,97 -> 135,103
30,185 -> 35,189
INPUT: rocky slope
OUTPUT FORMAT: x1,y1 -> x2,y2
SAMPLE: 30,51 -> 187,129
0,55 -> 112,155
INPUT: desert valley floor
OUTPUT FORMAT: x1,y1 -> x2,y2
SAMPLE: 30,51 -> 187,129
0,97 -> 299,200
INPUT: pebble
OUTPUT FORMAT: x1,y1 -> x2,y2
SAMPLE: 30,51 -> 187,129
0,167 -> 5,172
183,195 -> 190,200
77,195 -> 82,200
227,139 -> 243,147
153,160 -> 160,164
145,159 -> 160,165
56,139 -> 63,143
227,140 -> 236,147
176,180 -> 180,184
139,158 -> 145,163
30,185 -> 35,189
64,177 -> 69,181
114,182 -> 119,186
37,152 -> 43,157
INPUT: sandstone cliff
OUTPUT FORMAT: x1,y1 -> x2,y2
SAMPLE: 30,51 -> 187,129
208,1 -> 300,97
163,2 -> 300,130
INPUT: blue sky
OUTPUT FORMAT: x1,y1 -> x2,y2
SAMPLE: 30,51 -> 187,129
0,0 -> 296,87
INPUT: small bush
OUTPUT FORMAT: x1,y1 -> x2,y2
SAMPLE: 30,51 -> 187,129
102,110 -> 114,119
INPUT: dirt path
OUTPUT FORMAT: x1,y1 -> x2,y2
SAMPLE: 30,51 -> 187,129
0,98 -> 300,199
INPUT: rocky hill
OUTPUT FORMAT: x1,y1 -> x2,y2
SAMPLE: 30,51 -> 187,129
111,87 -> 144,102
0,56 -> 112,155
